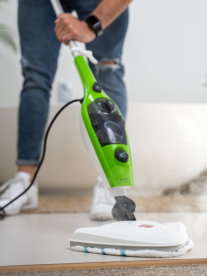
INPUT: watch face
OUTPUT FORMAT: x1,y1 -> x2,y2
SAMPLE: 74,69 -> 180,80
88,15 -> 99,25
86,15 -> 103,37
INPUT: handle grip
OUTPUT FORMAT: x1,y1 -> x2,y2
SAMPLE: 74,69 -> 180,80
50,0 -> 97,63
50,0 -> 78,50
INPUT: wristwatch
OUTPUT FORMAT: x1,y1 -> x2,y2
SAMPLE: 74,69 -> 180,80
85,15 -> 103,38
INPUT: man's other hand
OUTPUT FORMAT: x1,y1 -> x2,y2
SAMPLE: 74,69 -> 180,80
54,13 -> 96,45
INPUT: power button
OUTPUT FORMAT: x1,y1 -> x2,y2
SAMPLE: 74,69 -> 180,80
92,82 -> 102,92
115,150 -> 129,163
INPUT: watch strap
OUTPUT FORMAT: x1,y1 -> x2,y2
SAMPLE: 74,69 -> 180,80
85,15 -> 103,37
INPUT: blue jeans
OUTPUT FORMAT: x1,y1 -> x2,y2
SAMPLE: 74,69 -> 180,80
17,0 -> 129,165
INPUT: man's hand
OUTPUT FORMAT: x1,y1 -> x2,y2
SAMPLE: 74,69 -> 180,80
55,13 -> 96,45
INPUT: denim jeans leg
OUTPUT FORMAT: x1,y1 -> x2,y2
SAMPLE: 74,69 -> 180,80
17,0 -> 62,165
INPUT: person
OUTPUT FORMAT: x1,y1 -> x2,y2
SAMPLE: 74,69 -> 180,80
0,0 -> 132,220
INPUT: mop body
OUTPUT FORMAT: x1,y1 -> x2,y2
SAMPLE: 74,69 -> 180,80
70,220 -> 194,258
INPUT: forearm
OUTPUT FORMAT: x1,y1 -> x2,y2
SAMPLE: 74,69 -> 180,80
55,0 -> 132,44
91,0 -> 133,29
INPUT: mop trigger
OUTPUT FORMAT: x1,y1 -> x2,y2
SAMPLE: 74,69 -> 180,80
70,46 -> 98,64
112,196 -> 136,221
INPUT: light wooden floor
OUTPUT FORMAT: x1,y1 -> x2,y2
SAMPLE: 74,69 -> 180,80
0,212 -> 207,273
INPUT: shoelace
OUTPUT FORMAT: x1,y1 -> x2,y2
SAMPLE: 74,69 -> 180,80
0,180 -> 14,193
0,176 -> 27,199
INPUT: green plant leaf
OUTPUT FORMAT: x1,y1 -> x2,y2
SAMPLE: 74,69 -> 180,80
0,24 -> 17,52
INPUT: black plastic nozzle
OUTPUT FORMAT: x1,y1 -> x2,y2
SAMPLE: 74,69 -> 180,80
112,196 -> 136,221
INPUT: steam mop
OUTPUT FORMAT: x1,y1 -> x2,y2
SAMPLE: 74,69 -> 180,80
0,0 -> 193,258
49,0 -> 193,258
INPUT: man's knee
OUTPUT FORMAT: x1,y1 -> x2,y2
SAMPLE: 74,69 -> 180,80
20,58 -> 51,100
95,58 -> 123,75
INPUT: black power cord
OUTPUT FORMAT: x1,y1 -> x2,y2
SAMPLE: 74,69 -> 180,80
0,98 -> 83,220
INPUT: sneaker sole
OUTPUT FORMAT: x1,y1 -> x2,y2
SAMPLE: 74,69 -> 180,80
90,212 -> 114,221
4,201 -> 38,215
22,201 -> 39,210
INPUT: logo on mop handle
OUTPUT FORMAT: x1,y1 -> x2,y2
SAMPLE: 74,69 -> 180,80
138,224 -> 154,228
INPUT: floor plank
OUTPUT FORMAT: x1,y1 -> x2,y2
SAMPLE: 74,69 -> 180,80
1,259 -> 207,273
0,213 -> 206,268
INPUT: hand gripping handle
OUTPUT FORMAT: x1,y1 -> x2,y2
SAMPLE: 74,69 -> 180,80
50,0 -> 98,64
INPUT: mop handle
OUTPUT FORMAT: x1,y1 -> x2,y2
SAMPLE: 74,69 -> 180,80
50,0 -> 98,64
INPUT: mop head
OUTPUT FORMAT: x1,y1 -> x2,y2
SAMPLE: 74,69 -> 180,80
71,239 -> 193,258
70,220 -> 193,258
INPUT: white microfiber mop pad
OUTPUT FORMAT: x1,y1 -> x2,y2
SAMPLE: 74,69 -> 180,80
71,239 -> 193,258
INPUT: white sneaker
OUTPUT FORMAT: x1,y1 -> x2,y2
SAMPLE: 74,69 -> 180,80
0,172 -> 38,215
90,176 -> 115,221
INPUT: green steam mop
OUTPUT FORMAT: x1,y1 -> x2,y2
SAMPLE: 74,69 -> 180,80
50,0 -> 136,221
57,4 -> 191,256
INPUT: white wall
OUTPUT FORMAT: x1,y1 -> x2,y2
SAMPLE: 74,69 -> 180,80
1,0 -> 207,106
124,0 -> 207,103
